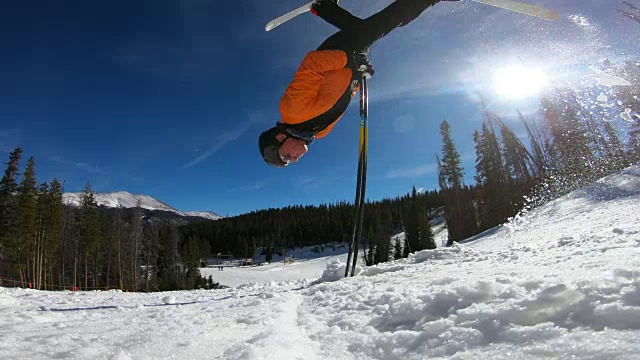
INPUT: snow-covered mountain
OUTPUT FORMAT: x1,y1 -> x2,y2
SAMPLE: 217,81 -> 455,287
62,191 -> 222,221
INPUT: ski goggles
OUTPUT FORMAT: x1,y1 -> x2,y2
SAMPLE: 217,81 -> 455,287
259,126 -> 315,167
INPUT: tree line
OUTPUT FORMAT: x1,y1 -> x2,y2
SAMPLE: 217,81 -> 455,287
181,188 -> 444,266
0,148 -> 219,291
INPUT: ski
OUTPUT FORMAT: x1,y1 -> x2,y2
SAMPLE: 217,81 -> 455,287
265,1 -> 314,32
473,0 -> 560,21
265,0 -> 560,32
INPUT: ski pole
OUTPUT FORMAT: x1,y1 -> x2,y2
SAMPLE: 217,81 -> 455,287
346,68 -> 370,277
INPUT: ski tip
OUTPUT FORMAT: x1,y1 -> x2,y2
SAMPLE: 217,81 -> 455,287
543,10 -> 561,21
550,13 -> 561,21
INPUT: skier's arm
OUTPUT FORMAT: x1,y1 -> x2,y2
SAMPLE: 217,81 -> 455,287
311,3 -> 362,30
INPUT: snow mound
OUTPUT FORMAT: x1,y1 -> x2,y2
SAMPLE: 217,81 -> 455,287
311,259 -> 364,284
162,296 -> 176,305
570,165 -> 640,200
315,260 -> 349,283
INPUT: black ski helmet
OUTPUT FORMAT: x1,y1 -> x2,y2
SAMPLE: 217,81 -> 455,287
258,124 -> 288,167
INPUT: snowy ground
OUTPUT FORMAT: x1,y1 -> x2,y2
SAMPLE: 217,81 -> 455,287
201,243 -> 351,288
200,213 -> 448,289
1,165 -> 640,359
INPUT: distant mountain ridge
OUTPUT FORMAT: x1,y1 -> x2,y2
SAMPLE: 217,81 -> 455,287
62,191 -> 222,221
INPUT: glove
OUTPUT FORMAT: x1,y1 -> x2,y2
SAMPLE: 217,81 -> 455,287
311,0 -> 339,17
353,53 -> 375,77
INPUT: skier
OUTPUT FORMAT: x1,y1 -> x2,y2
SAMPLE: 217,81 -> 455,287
258,0 -> 457,167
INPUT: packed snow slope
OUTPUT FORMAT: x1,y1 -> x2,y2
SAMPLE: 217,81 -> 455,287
2,165 -> 640,360
62,191 -> 222,220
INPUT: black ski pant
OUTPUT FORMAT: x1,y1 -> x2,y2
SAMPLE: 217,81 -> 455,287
316,0 -> 441,60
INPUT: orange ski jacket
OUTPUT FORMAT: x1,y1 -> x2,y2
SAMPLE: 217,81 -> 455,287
279,49 -> 357,138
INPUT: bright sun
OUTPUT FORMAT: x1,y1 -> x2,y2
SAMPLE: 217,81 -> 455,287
494,66 -> 549,100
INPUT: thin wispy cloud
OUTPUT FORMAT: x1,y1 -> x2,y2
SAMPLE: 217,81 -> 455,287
386,163 -> 438,179
183,121 -> 253,169
298,177 -> 315,186
296,175 -> 342,191
49,156 -> 145,188
50,156 -> 105,174
229,181 -> 267,193
130,176 -> 145,185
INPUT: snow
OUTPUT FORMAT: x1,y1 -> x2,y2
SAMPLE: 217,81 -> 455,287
2,165 -> 640,359
201,243 -> 351,288
62,191 -> 222,220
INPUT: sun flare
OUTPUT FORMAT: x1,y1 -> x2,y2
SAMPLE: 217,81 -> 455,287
494,67 -> 549,100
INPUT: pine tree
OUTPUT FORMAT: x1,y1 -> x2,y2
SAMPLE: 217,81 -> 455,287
78,184 -> 101,289
47,179 -> 64,287
518,110 -> 551,179
499,121 -> 535,217
129,201 -> 144,291
61,199 -> 76,290
473,130 -> 490,230
603,121 -> 626,171
437,120 -> 476,244
404,187 -> 420,253
0,147 -> 23,281
240,237 -> 248,261
402,235 -> 410,258
500,122 -> 533,185
373,209 -> 392,264
183,235 -> 202,289
541,95 -> 596,190
34,182 -> 50,289
474,122 -> 506,229
249,238 -> 257,261
484,121 -> 514,223
439,120 -> 464,189
16,156 -> 37,285
417,207 -> 435,250
365,243 -> 375,266
393,238 -> 402,260
143,224 -> 160,292
473,130 -> 486,186
265,244 -> 273,264
156,225 -> 181,291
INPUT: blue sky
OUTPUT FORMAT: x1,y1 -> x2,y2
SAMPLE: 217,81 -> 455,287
1,0 -> 638,216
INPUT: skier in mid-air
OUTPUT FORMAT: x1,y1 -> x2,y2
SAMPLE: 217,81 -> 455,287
258,0 -> 457,167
